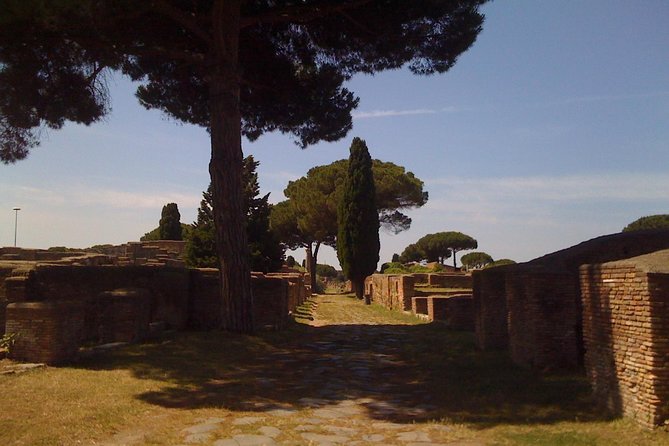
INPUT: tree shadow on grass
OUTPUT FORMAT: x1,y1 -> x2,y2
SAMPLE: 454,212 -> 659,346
72,306 -> 607,429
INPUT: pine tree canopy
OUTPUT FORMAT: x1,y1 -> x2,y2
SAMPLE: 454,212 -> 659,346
0,0 -> 487,162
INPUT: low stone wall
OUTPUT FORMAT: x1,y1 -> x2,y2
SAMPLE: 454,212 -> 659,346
472,230 -> 669,373
366,274 -> 414,311
22,265 -> 191,330
3,264 -> 308,364
506,268 -> 581,370
253,276 -> 289,331
427,273 -> 472,289
412,296 -> 428,316
580,250 -> 669,428
472,266 -> 510,350
94,288 -> 151,343
428,295 -> 474,330
6,301 -> 84,365
188,268 -> 222,330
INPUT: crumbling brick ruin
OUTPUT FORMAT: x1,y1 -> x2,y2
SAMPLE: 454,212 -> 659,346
580,249 -> 669,428
1,258 -> 308,365
472,230 -> 669,428
365,273 -> 474,329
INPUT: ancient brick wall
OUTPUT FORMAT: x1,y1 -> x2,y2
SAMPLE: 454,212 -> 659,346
411,273 -> 428,284
188,268 -> 221,329
427,273 -> 472,289
252,276 -> 289,330
428,295 -> 474,330
95,288 -> 151,343
23,265 -> 191,329
581,251 -> 669,428
366,274 -> 414,311
472,267 -> 510,350
412,296 -> 428,316
506,268 -> 581,370
6,301 -> 84,365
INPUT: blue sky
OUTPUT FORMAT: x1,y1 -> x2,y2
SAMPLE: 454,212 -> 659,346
1,0 -> 668,268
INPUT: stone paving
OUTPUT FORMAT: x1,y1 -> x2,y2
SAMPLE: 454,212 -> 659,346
168,298 -> 480,446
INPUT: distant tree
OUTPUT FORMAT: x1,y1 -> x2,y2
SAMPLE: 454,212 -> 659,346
391,253 -> 400,263
141,223 -> 192,242
185,156 -> 284,272
271,157 -> 426,287
461,251 -> 493,270
622,215 -> 669,232
159,203 -> 183,240
402,231 -> 477,268
398,243 -> 426,264
316,264 -> 338,279
285,255 -> 296,268
337,137 -> 380,303
485,259 -> 516,269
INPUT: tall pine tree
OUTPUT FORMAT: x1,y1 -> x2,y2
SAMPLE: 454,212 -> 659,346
337,138 -> 380,303
186,155 -> 284,272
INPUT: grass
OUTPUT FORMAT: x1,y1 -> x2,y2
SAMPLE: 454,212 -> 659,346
1,294 -> 668,445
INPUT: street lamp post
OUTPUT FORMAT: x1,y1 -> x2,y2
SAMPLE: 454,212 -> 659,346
12,207 -> 20,247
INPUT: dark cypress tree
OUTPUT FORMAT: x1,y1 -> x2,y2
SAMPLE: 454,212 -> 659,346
337,137 -> 380,303
159,203 -> 182,240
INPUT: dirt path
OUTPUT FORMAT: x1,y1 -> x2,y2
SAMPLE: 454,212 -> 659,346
105,294 -> 483,445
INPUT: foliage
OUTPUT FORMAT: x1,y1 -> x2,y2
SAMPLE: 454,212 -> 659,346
485,258 -> 517,269
0,332 -> 17,351
185,156 -> 284,272
159,203 -> 183,241
0,0 -> 487,332
285,255 -> 296,268
316,263 -> 339,279
399,242 -> 428,264
271,156 -> 428,286
622,214 -> 669,232
337,137 -> 380,301
461,251 -> 494,270
401,231 -> 477,268
141,224 -> 192,242
382,262 -> 444,275
391,253 -> 400,263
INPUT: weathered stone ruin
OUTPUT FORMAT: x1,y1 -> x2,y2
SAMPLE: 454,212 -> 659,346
1,259 -> 309,365
581,249 -> 669,428
364,273 -> 474,330
472,230 -> 669,428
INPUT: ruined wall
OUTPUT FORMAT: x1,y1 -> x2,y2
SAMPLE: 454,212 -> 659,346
253,276 -> 289,331
472,267 -> 510,350
506,269 -> 581,370
367,274 -> 414,311
581,251 -> 669,428
6,301 -> 84,365
22,265 -> 191,330
427,273 -> 472,289
428,295 -> 474,330
412,296 -> 428,316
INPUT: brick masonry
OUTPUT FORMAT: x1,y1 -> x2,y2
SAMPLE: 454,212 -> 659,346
427,295 -> 474,330
472,266 -> 510,350
580,250 -> 669,428
2,263 -> 308,364
6,301 -> 84,365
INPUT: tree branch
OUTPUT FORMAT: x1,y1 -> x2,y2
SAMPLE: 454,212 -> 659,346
151,0 -> 211,44
240,0 -> 374,28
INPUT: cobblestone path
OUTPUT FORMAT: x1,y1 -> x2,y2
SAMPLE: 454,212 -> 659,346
130,295 -> 482,446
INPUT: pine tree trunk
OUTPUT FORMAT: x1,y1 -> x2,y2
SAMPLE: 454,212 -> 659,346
208,0 -> 253,333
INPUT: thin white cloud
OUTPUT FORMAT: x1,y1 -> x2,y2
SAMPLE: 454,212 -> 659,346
5,183 -> 200,210
426,172 -> 669,202
352,108 -> 439,119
